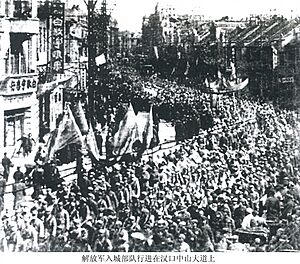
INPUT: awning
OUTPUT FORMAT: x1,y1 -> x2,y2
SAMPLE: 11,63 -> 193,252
37,75 -> 72,97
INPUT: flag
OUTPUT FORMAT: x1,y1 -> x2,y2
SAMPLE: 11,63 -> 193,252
85,124 -> 100,161
177,51 -> 181,59
111,103 -> 139,157
170,67 -> 176,76
281,30 -> 295,47
72,101 -> 89,135
217,70 -> 222,79
205,78 -> 210,88
153,46 -> 159,59
193,28 -> 198,39
184,61 -> 190,76
177,30 -> 181,44
95,53 -> 106,66
46,104 -> 84,161
230,61 -> 237,80
145,106 -> 154,148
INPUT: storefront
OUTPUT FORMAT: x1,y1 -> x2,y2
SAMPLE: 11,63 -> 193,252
0,75 -> 39,156
4,108 -> 25,147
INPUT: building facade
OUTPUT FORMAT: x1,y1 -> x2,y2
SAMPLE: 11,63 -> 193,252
0,0 -> 39,155
224,16 -> 300,106
119,30 -> 141,56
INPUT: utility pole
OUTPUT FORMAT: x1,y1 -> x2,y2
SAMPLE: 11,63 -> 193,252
96,0 -> 109,106
86,0 -> 109,127
87,0 -> 98,127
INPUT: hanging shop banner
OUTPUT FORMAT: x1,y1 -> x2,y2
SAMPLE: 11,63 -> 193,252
279,77 -> 294,84
50,2 -> 65,74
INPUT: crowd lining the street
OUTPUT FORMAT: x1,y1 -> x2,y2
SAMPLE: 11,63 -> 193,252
1,66 -> 300,252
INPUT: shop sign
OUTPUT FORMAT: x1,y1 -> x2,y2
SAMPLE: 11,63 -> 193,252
50,2 -> 65,74
9,76 -> 38,93
280,77 -> 294,83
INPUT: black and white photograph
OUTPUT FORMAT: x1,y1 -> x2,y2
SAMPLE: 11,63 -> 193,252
0,0 -> 300,261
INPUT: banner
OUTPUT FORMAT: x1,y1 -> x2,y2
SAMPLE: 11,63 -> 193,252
282,30 -> 295,47
206,78 -> 249,94
50,2 -> 65,74
230,61 -> 237,80
153,46 -> 159,59
272,46 -> 278,69
46,104 -> 83,161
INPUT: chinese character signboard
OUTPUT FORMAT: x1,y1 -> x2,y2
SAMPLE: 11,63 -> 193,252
9,76 -> 38,93
279,77 -> 294,83
50,2 -> 65,74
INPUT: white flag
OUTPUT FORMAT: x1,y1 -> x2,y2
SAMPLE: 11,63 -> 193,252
95,53 -> 106,66
153,46 -> 159,59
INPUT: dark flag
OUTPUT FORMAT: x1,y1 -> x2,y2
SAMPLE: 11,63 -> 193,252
45,104 -> 83,161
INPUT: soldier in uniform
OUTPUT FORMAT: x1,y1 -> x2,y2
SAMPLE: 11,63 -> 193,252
13,166 -> 24,183
29,207 -> 45,247
0,175 -> 6,212
2,152 -> 12,181
93,229 -> 113,252
31,165 -> 44,199
19,217 -> 38,251
43,207 -> 57,251
54,201 -> 70,233
12,178 -> 26,210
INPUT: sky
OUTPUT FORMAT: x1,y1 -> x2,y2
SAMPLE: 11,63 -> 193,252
70,0 -> 300,32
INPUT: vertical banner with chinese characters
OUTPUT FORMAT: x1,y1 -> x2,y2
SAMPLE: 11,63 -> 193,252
50,2 -> 65,74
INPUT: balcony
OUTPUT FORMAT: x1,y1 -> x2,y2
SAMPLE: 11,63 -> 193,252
9,17 -> 38,34
5,0 -> 39,34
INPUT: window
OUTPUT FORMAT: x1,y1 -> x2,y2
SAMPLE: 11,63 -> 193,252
10,34 -> 32,74
10,52 -> 26,74
13,0 -> 32,19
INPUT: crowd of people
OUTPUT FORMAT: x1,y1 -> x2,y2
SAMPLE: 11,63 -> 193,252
1,64 -> 300,252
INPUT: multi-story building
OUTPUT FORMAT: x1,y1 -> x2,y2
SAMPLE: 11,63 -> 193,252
141,6 -> 163,54
141,3 -> 242,61
159,4 -> 178,46
224,16 -> 300,106
119,30 -> 141,56
0,0 -> 40,155
108,18 -> 119,57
